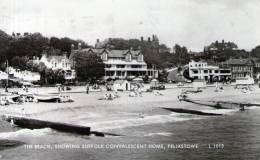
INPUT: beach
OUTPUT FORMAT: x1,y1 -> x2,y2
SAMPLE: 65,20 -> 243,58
1,84 -> 260,131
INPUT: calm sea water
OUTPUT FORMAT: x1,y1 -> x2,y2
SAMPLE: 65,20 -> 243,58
0,107 -> 260,160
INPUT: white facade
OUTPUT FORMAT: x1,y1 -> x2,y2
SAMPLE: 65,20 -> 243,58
39,54 -> 72,70
35,54 -> 76,80
235,75 -> 254,85
0,71 -> 8,80
8,67 -> 40,82
189,60 -> 231,81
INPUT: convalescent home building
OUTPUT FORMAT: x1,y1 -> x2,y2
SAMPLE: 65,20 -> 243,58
70,47 -> 158,80
189,60 -> 231,81
221,59 -> 254,79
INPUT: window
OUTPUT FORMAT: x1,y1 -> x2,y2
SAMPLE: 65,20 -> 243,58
193,70 -> 198,74
204,70 -> 208,73
106,64 -> 112,68
220,70 -> 231,73
215,70 -> 219,73
116,65 -> 125,68
131,65 -> 142,68
137,55 -> 143,62
125,54 -> 132,61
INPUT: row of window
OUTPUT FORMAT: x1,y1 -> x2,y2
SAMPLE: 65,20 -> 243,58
192,69 -> 230,74
101,55 -> 144,62
51,62 -> 70,68
190,63 -> 207,67
105,65 -> 143,69
232,66 -> 252,71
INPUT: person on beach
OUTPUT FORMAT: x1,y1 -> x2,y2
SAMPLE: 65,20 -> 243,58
86,84 -> 89,94
58,85 -> 61,94
5,85 -> 8,92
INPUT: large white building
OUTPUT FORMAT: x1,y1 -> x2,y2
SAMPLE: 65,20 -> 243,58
189,60 -> 231,81
70,48 -> 158,80
39,54 -> 72,71
34,53 -> 76,81
8,67 -> 41,82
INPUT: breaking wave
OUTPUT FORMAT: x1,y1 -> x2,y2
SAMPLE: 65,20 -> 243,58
144,132 -> 173,137
0,128 -> 54,140
81,113 -> 202,131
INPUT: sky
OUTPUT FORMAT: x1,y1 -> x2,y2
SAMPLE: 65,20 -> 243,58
1,0 -> 260,51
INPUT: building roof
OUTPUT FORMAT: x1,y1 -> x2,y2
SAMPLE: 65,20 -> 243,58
43,54 -> 68,62
224,59 -> 253,65
70,48 -> 142,59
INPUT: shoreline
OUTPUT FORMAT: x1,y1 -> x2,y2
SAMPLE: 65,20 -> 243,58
1,84 -> 260,131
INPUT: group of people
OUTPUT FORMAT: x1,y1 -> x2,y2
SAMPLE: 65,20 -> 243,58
101,92 -> 119,100
129,87 -> 143,97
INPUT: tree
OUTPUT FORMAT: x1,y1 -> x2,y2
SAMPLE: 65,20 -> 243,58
174,44 -> 190,65
11,56 -> 29,70
158,70 -> 168,82
74,53 -> 105,82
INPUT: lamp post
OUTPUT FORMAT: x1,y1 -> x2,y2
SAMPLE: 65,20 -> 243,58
6,60 -> 9,90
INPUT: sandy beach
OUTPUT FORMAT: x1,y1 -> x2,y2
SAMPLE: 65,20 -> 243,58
1,84 -> 260,132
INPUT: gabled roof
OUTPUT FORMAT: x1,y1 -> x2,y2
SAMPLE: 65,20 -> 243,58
44,54 -> 68,62
71,48 -> 142,59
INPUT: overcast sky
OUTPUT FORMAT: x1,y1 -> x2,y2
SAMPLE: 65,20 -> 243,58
1,0 -> 260,51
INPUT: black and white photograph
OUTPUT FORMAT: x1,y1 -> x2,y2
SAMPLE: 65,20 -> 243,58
0,0 -> 260,159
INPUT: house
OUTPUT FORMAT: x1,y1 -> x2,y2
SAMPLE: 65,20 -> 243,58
221,59 -> 254,79
189,60 -> 231,82
70,46 -> 158,80
113,80 -> 131,91
34,49 -> 76,81
39,54 -> 72,70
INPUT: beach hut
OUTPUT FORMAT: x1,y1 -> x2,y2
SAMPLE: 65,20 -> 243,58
150,79 -> 159,86
113,80 -> 131,91
192,79 -> 206,89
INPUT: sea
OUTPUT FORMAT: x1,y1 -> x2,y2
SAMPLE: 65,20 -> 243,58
0,106 -> 260,160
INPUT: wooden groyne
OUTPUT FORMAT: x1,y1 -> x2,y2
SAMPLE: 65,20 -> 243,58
2,115 -> 91,135
162,107 -> 223,116
178,96 -> 226,109
1,115 -> 123,137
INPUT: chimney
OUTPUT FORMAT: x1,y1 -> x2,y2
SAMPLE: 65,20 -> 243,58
148,37 -> 151,42
141,36 -> 144,42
